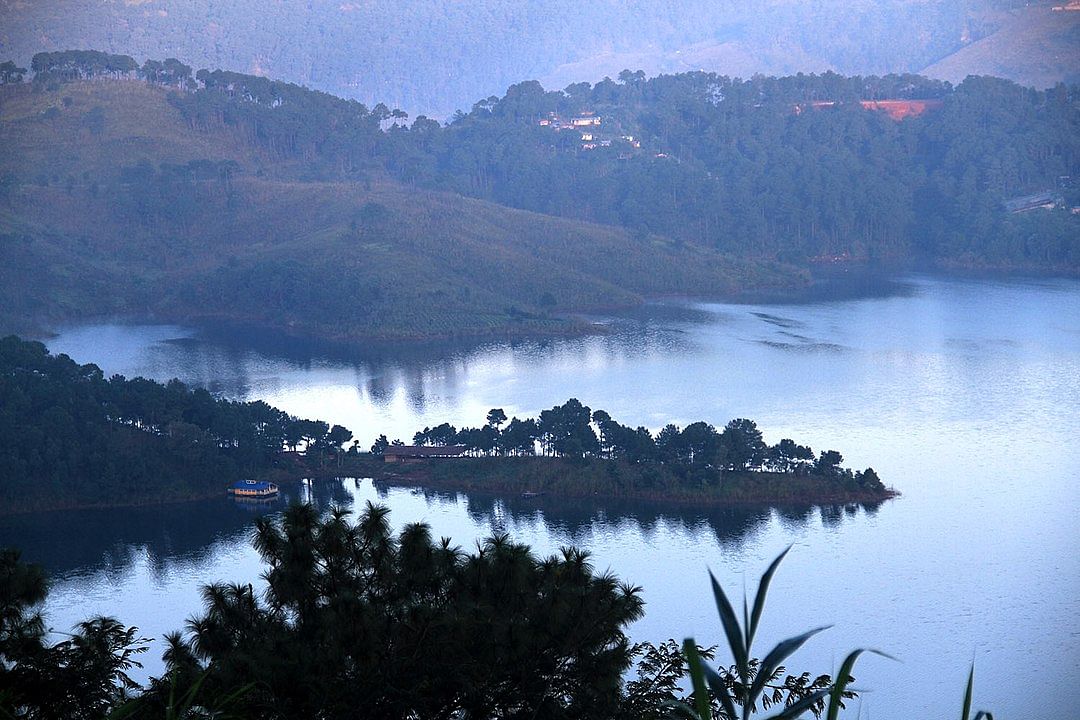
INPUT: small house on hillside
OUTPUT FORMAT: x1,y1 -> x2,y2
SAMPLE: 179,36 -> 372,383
571,113 -> 601,127
383,445 -> 469,463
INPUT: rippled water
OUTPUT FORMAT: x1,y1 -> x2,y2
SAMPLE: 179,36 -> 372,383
4,273 -> 1079,718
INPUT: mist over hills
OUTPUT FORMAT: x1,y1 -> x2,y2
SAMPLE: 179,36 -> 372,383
1,0 -> 1074,119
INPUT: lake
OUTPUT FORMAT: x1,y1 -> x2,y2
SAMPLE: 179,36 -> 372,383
3,273 -> 1079,718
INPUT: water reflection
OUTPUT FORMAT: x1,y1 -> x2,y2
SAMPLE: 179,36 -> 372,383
367,479 -> 885,557
0,480 -> 355,579
42,274 -> 1079,460
1,477 -> 884,590
43,308 -> 700,438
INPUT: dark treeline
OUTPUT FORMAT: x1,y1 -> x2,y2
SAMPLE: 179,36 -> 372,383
20,50 -> 390,167
0,504 -> 844,719
29,50 -> 189,88
0,336 -> 353,512
387,399 -> 885,493
6,50 -> 1077,271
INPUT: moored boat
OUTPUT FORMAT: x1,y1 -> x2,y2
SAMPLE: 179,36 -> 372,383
227,480 -> 279,498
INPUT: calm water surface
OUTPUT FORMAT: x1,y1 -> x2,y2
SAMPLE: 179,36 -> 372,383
4,274 -> 1079,718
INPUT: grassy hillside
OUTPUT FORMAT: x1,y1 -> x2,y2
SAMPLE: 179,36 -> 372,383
0,80 -> 802,342
921,4 -> 1080,88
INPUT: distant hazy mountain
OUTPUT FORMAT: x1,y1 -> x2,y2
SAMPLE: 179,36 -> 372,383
1,0 -> 1069,118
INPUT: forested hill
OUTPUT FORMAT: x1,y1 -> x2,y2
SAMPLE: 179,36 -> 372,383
389,72 -> 1079,269
0,62 -> 799,342
1,55 -> 1077,339
12,55 -> 1074,267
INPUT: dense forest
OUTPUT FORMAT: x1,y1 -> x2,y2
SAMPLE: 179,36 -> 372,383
0,336 -> 353,512
167,65 -> 1080,269
1,52 -> 1077,341
11,51 -> 1078,268
423,73 -> 1079,268
1,0 -> 1070,116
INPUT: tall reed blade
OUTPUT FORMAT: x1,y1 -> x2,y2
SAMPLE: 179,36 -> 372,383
710,571 -> 749,677
962,664 -> 974,720
743,595 -> 751,653
662,701 -> 703,720
703,660 -> 741,720
748,545 -> 792,652
763,688 -> 831,720
961,664 -> 994,720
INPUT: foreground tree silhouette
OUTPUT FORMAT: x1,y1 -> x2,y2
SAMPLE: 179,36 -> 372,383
154,502 -> 644,719
0,549 -> 147,720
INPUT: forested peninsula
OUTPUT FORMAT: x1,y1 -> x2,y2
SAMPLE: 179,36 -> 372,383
0,336 -> 354,514
1,51 -> 1077,343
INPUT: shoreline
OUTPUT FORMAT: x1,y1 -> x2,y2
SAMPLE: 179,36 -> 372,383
19,265 -> 1075,352
372,458 -> 899,509
376,474 -> 900,510
0,459 -> 362,517
0,456 -> 898,517
9,271 -> 886,353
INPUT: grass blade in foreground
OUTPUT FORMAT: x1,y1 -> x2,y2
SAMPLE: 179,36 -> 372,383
710,571 -> 749,679
685,549 -> 839,720
962,662 -> 995,720
825,648 -> 895,720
